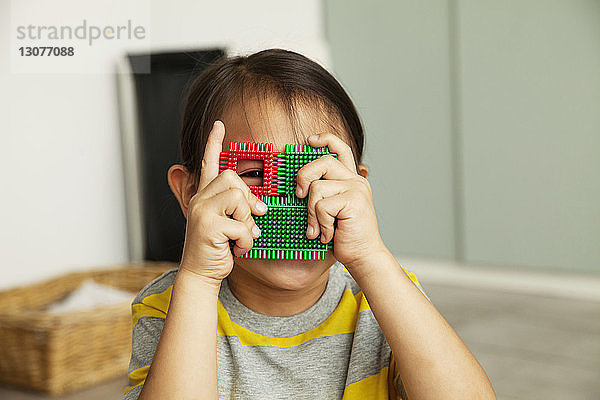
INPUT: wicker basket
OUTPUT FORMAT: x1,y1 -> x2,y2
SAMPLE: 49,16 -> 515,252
0,261 -> 177,395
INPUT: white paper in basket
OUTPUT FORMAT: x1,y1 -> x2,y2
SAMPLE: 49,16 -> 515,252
46,279 -> 137,314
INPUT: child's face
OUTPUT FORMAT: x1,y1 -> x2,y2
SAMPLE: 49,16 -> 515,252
220,97 -> 348,291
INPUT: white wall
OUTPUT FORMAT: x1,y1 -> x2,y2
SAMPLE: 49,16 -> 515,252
0,0 -> 329,290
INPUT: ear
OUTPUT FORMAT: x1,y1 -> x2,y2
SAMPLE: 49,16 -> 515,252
167,164 -> 198,218
357,164 -> 369,179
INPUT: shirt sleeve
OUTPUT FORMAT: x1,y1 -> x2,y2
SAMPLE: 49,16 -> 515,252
123,295 -> 167,400
400,266 -> 430,301
389,352 -> 408,400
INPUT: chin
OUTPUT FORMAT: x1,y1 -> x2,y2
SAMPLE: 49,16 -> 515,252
233,251 -> 336,291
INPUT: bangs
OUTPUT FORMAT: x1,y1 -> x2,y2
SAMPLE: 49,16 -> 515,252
223,73 -> 350,149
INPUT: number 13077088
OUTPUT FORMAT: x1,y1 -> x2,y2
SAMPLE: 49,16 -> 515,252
18,46 -> 74,56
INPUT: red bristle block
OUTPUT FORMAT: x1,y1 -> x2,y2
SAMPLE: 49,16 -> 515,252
219,142 -> 281,203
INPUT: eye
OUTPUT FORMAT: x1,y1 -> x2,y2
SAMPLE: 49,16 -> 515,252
239,170 -> 264,186
240,170 -> 263,179
236,159 -> 265,185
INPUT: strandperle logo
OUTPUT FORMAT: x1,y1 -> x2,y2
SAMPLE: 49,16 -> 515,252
15,19 -> 146,46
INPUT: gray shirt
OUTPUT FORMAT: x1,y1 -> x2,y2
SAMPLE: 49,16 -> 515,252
124,261 -> 426,399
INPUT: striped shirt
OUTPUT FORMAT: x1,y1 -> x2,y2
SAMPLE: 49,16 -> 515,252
123,261 -> 427,399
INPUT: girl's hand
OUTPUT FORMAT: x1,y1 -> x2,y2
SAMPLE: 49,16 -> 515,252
178,121 -> 268,287
295,133 -> 387,270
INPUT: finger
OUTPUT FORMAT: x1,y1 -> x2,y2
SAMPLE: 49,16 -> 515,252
307,132 -> 357,172
198,120 -> 226,191
295,154 -> 356,198
305,180 -> 349,240
314,194 -> 348,243
199,169 -> 268,217
220,218 -> 254,257
209,188 -> 261,239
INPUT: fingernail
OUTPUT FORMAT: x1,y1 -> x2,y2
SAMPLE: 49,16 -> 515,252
252,225 -> 261,237
256,200 -> 267,213
296,186 -> 303,197
306,225 -> 314,237
308,134 -> 318,141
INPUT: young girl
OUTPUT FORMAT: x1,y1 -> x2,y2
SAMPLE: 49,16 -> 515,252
123,48 -> 496,400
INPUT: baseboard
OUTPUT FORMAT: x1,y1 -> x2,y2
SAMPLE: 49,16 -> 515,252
394,255 -> 600,302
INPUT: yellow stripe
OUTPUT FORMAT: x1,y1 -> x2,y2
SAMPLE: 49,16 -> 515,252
132,303 -> 166,327
131,286 -> 172,327
123,380 -> 144,395
403,268 -> 420,286
129,266 -> 417,329
217,288 -> 369,347
357,290 -> 371,313
142,285 -> 173,311
124,365 -> 150,395
342,366 -> 390,399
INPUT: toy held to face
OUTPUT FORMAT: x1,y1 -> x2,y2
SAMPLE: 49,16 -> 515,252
219,142 -> 338,260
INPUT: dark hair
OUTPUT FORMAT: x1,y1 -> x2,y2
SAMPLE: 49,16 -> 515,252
179,48 -> 364,184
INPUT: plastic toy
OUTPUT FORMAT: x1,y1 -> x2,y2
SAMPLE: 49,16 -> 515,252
219,142 -> 338,260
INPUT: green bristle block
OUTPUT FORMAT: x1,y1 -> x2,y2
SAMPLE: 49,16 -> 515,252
276,145 -> 338,196
245,194 -> 332,260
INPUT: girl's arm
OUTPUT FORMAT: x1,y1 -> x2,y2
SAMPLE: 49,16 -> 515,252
139,120 -> 265,399
347,247 -> 496,400
138,270 -> 220,400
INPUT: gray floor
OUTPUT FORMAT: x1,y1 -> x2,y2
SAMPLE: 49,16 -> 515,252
1,283 -> 598,399
426,283 -> 600,400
